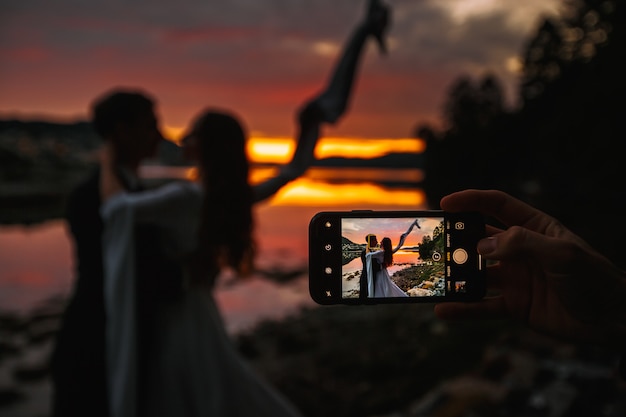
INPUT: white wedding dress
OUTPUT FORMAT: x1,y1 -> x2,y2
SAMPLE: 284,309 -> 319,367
101,181 -> 302,417
365,250 -> 408,298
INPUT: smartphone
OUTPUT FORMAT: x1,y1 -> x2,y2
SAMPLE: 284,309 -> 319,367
309,210 -> 486,305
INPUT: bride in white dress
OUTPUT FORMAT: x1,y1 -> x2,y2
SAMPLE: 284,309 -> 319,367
100,2 -> 391,417
366,220 -> 419,298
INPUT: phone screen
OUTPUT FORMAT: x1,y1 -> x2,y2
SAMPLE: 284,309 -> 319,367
341,216 -> 446,299
309,210 -> 485,305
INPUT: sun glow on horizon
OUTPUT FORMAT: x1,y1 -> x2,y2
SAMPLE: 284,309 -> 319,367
162,125 -> 186,143
163,129 -> 426,164
246,136 -> 425,164
248,139 -> 294,164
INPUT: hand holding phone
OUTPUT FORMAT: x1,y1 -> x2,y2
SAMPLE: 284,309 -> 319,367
308,210 -> 486,304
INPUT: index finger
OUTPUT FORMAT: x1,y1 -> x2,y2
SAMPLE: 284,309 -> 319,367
440,189 -> 555,233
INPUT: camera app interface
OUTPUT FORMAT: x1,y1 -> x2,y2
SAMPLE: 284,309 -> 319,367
341,217 -> 450,299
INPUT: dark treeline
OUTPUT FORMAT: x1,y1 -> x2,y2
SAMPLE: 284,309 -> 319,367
418,0 -> 626,266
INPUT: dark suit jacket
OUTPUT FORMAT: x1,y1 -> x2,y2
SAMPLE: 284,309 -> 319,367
51,168 -> 184,417
51,169 -> 108,417
360,248 -> 380,298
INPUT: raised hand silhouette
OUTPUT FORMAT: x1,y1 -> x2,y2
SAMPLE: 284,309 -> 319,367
367,0 -> 390,54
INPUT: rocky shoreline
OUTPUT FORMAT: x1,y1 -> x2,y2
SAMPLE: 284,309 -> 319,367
238,304 -> 626,417
393,263 -> 445,297
343,263 -> 446,299
3,291 -> 625,417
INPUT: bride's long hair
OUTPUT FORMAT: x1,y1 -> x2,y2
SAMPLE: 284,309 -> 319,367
189,110 -> 255,287
381,237 -> 393,267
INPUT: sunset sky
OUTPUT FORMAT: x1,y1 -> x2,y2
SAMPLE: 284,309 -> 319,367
1,0 -> 561,140
342,216 -> 441,248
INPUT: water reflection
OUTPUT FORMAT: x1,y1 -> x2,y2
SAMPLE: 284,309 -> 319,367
269,178 -> 425,206
141,165 -> 425,207
0,221 -> 73,313
306,167 -> 423,183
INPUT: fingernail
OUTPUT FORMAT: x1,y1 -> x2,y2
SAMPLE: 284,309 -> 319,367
477,237 -> 497,255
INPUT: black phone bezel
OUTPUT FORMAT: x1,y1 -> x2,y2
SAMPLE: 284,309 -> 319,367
308,210 -> 486,305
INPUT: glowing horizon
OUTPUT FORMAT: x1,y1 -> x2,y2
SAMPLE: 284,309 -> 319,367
247,136 -> 425,164
165,133 -> 425,164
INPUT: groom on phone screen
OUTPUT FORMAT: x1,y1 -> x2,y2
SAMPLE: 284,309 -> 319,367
360,234 -> 379,298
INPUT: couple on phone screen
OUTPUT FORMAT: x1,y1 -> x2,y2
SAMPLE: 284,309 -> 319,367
360,220 -> 420,298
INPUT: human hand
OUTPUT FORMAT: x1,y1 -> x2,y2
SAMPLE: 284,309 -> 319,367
365,0 -> 390,54
435,189 -> 626,350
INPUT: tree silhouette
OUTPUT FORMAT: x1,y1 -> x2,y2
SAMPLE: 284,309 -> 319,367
417,73 -> 515,207
517,0 -> 626,261
417,0 -> 626,265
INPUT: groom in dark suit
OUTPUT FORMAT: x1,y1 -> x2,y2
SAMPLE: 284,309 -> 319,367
50,88 -> 181,417
360,233 -> 379,298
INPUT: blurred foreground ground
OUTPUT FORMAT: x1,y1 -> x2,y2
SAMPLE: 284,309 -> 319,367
2,296 -> 625,417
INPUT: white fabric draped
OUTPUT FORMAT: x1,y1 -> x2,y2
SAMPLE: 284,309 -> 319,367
365,251 -> 409,298
101,181 -> 302,417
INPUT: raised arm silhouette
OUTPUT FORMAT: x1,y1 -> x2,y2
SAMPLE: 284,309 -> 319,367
253,0 -> 390,201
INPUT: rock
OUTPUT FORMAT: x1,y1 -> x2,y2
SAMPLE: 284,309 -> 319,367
407,287 -> 432,297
